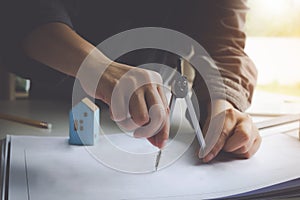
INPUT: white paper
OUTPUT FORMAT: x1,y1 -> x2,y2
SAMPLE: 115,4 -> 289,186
8,130 -> 300,200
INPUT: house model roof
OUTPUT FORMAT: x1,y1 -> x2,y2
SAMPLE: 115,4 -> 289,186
81,98 -> 99,112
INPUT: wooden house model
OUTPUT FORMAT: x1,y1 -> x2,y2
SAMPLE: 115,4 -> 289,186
69,98 -> 99,145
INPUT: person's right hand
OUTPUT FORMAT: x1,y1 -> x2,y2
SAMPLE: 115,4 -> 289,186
20,22 -> 169,148
80,60 -> 170,149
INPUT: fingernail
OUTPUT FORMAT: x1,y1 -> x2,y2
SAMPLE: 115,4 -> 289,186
204,153 -> 214,163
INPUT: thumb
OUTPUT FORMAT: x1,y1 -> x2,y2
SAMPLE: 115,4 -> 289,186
201,108 -> 238,162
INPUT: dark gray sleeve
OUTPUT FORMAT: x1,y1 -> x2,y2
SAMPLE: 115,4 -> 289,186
27,0 -> 74,30
1,0 -> 75,46
0,0 -> 76,73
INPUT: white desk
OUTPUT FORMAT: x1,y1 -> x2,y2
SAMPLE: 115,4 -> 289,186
1,99 -> 300,200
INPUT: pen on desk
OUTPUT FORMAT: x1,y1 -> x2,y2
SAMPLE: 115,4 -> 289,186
0,113 -> 52,129
248,112 -> 286,117
255,114 -> 300,130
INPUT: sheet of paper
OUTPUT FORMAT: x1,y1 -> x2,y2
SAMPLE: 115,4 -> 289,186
8,130 -> 300,200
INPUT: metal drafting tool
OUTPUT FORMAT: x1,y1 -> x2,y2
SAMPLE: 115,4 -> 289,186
155,58 -> 206,170
155,150 -> 162,171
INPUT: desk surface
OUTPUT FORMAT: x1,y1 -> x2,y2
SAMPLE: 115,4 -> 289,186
1,99 -> 300,199
0,100 -> 70,139
0,99 -> 123,140
2,90 -> 300,139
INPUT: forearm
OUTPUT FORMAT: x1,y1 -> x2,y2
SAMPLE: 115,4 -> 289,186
20,21 -> 170,148
22,22 -> 110,77
193,0 -> 257,112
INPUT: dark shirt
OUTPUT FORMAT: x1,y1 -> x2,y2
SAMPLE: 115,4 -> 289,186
0,0 -> 257,111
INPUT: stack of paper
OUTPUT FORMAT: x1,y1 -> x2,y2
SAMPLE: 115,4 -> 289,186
4,127 -> 300,200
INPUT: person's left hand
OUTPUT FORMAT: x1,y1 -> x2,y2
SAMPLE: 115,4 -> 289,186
200,100 -> 262,163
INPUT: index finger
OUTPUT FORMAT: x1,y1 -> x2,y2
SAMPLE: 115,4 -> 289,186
133,89 -> 167,139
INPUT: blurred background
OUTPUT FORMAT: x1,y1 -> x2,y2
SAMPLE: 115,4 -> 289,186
246,0 -> 300,98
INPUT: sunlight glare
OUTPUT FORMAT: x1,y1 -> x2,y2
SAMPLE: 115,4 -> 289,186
293,0 -> 300,6
259,0 -> 289,16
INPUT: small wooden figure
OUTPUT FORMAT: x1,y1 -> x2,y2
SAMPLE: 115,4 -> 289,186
69,98 -> 99,145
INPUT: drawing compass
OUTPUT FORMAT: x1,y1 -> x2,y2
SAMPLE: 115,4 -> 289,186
155,58 -> 206,171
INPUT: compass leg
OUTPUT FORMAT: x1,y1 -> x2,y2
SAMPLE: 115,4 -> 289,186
185,96 -> 206,151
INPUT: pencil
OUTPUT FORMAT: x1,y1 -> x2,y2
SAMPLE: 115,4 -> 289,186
248,112 -> 286,117
255,114 -> 300,130
0,113 -> 52,129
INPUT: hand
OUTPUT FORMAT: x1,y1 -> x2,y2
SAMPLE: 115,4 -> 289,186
21,22 -> 168,148
79,59 -> 170,149
201,100 -> 261,162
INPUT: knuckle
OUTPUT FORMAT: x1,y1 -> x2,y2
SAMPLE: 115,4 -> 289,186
238,146 -> 248,154
220,131 -> 229,139
119,77 -> 133,92
225,108 -> 235,117
241,152 -> 251,159
245,113 -> 252,120
241,113 -> 252,122
114,79 -> 121,87
136,113 -> 149,125
141,70 -> 163,84
126,76 -> 137,87
238,130 -> 251,142
152,71 -> 163,83
225,108 -> 236,122
129,89 -> 140,101
138,69 -> 152,81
